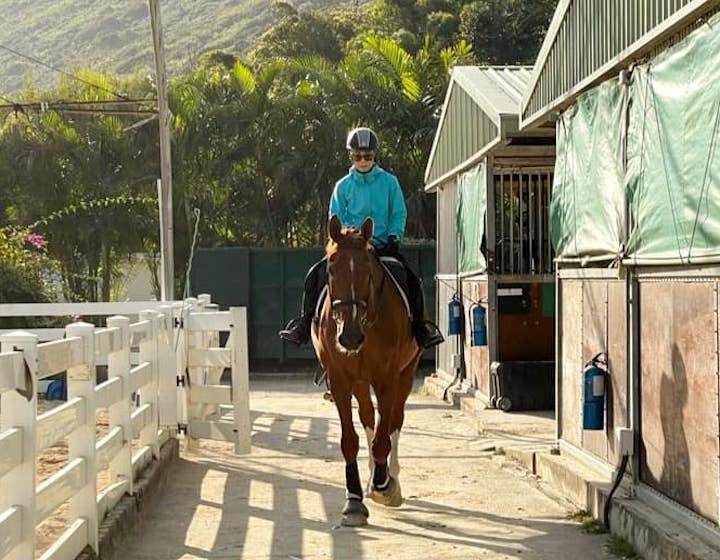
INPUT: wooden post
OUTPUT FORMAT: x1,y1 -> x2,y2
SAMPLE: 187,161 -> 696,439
186,298 -> 204,450
156,305 -> 177,431
139,311 -> 161,459
230,308 -> 251,454
106,316 -> 134,495
176,298 -> 196,438
0,331 -> 38,560
65,321 -> 99,554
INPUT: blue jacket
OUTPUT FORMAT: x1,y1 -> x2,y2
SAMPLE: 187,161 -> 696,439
328,164 -> 407,247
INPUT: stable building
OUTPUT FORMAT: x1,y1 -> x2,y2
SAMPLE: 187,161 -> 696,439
520,0 -> 720,548
426,66 -> 556,410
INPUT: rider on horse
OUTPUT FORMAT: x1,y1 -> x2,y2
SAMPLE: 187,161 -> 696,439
279,126 -> 444,350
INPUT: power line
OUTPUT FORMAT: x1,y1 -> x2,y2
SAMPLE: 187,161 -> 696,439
0,99 -> 159,116
0,43 -> 130,100
47,98 -> 157,107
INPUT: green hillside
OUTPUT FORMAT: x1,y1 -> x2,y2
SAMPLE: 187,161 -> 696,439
0,0 -> 343,93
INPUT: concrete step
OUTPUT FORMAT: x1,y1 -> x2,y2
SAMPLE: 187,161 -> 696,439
506,448 -> 720,560
424,372 -> 720,560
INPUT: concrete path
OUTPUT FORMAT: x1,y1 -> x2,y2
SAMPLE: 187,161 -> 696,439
123,376 -> 616,560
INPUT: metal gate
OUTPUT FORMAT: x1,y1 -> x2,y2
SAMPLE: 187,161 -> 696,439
493,170 -> 554,275
178,298 -> 251,455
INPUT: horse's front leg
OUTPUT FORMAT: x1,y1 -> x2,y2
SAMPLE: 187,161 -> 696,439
370,379 -> 403,507
332,375 -> 369,526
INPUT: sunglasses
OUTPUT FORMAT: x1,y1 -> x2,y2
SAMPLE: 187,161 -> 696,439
350,153 -> 375,162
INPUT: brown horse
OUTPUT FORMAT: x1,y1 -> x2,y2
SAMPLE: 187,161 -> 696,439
312,215 -> 422,526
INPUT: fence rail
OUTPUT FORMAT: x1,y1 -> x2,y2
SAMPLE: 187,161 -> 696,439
0,295 -> 250,560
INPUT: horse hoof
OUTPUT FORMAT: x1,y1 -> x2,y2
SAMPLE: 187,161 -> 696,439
341,499 -> 369,526
371,477 -> 403,507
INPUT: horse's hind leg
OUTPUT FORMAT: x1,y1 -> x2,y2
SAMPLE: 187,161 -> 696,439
389,357 -> 419,483
353,382 -> 375,496
332,375 -> 369,526
369,377 -> 403,507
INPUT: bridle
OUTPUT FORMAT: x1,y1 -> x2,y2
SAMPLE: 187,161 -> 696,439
328,255 -> 386,327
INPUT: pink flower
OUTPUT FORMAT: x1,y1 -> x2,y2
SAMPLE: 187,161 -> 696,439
26,233 -> 48,250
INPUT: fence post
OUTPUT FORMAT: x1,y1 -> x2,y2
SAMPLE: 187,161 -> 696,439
230,307 -> 251,454
175,298 -> 195,438
138,311 -> 160,459
106,316 -> 134,496
185,298 -> 203,450
65,321 -> 99,554
156,305 -> 177,432
0,331 -> 38,560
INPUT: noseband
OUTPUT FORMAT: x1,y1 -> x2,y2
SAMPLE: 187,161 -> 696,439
331,299 -> 368,312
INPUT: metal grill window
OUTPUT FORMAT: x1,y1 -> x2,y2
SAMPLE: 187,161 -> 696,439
494,171 -> 554,275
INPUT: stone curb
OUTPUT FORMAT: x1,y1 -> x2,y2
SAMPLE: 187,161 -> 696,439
76,437 -> 180,560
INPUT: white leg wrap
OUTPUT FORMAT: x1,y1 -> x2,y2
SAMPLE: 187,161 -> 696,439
389,431 -> 400,479
365,427 -> 374,495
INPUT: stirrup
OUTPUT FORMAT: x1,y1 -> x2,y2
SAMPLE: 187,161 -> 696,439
415,320 -> 445,349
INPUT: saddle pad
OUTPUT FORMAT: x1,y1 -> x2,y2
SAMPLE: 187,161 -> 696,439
315,257 -> 412,319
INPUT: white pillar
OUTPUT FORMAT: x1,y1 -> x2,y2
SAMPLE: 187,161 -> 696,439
65,321 -> 99,554
106,316 -> 134,495
156,305 -> 178,431
230,307 -> 251,454
138,311 -> 161,459
0,331 -> 38,560
186,298 -> 204,450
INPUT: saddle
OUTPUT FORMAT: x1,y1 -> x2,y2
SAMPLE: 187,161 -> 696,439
315,256 -> 412,319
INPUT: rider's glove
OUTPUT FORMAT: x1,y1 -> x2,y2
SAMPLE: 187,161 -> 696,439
385,235 -> 400,255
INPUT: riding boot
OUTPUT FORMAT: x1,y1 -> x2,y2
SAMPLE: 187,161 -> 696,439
405,265 -> 445,349
279,258 -> 326,346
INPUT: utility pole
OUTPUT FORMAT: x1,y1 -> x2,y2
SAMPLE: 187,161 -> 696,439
148,0 -> 174,301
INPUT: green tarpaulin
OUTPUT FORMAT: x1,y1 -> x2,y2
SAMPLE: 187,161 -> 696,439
550,79 -> 626,261
552,10 -> 720,264
456,163 -> 486,274
625,11 -> 720,263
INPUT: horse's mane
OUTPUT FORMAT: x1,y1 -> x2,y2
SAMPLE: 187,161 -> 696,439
325,227 -> 374,256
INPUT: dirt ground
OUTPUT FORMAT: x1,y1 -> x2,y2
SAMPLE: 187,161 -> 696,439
35,402 -> 115,557
118,375 -> 617,560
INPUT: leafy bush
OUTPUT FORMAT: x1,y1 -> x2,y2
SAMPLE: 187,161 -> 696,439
0,229 -> 54,304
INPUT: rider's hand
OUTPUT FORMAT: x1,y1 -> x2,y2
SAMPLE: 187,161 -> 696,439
385,235 -> 400,255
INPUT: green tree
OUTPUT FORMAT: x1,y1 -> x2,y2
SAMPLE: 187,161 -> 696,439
0,71 -> 160,301
459,0 -> 556,64
251,9 -> 345,64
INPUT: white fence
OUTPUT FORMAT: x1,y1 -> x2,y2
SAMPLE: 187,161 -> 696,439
0,296 -> 250,560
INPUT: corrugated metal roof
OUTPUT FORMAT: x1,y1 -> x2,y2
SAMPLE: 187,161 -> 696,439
453,66 -> 532,119
425,66 -> 532,189
521,0 -> 719,129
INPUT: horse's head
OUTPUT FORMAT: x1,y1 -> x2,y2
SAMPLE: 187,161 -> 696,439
325,215 -> 376,353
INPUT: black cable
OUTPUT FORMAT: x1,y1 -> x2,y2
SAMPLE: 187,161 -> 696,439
0,43 -> 129,100
603,453 -> 630,529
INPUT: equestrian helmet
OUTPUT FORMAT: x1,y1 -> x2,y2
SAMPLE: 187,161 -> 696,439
346,127 -> 379,151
